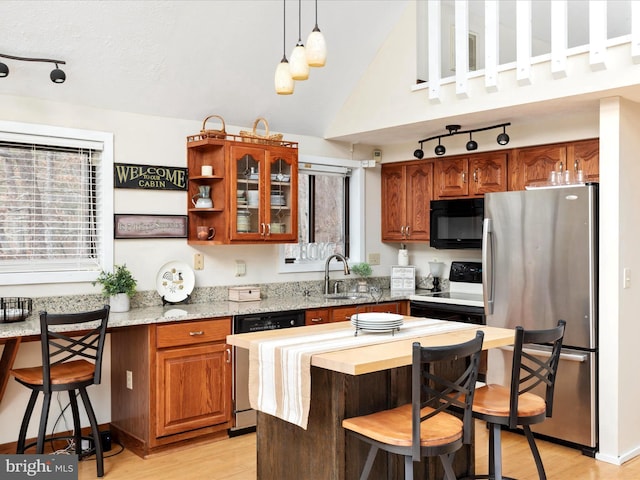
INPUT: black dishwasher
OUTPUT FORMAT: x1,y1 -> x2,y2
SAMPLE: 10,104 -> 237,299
231,310 -> 305,433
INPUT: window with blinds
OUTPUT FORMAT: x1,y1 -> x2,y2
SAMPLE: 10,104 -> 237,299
0,121 -> 113,285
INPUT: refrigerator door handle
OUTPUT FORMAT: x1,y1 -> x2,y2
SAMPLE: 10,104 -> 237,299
482,217 -> 494,314
498,345 -> 588,363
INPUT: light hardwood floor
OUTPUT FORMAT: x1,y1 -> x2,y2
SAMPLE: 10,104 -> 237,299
78,421 -> 640,479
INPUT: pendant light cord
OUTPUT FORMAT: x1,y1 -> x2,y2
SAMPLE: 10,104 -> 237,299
314,0 -> 319,28
298,0 -> 302,42
281,0 -> 287,61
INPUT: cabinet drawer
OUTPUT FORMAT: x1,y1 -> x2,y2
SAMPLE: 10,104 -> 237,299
156,318 -> 231,349
306,308 -> 330,325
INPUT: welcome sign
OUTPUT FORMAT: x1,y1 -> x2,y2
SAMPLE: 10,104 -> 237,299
114,163 -> 188,190
0,455 -> 77,479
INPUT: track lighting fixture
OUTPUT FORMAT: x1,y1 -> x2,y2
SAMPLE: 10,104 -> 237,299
413,122 -> 511,159
0,53 -> 67,83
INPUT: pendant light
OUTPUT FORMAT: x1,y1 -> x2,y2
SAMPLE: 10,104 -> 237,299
275,0 -> 294,95
289,0 -> 309,80
306,0 -> 327,67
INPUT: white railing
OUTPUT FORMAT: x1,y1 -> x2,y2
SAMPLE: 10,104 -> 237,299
416,0 -> 640,99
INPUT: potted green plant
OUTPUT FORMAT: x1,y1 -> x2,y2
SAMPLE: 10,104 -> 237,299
93,264 -> 137,312
350,262 -> 372,293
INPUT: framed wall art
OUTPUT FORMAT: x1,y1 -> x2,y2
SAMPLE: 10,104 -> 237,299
114,214 -> 188,239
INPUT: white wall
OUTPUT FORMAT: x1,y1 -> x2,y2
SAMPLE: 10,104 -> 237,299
597,97 -> 640,464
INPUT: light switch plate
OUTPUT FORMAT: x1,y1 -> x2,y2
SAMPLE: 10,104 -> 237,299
194,253 -> 204,270
368,253 -> 380,265
235,260 -> 246,276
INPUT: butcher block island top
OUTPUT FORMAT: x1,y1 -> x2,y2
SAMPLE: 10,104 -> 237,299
227,317 -> 515,480
227,316 -> 514,375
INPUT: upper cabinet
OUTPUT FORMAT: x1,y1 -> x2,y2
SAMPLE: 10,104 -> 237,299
434,152 -> 508,199
186,134 -> 298,245
230,144 -> 298,242
509,138 -> 599,191
381,139 -> 598,244
381,161 -> 433,242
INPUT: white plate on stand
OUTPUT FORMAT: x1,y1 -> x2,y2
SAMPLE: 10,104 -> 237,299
156,261 -> 195,303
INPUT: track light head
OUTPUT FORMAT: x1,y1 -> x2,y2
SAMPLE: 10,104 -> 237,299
497,126 -> 510,146
434,137 -> 446,156
466,133 -> 478,151
50,64 -> 66,83
0,62 -> 8,78
414,148 -> 424,159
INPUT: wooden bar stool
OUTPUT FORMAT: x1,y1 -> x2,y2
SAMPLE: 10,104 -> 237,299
10,306 -> 110,477
342,331 -> 484,480
469,320 -> 566,480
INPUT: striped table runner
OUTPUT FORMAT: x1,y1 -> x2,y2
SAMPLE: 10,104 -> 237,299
248,318 -> 477,429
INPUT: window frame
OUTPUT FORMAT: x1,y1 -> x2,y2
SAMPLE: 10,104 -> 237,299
0,120 -> 114,285
278,155 -> 364,274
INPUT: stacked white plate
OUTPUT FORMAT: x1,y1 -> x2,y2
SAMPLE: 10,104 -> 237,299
351,312 -> 404,332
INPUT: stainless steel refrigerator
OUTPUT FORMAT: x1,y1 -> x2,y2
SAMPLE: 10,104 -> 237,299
482,183 -> 598,455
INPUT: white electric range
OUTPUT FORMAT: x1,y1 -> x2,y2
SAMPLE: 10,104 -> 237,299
409,261 -> 485,323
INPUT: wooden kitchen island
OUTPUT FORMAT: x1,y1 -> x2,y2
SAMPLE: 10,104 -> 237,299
227,318 -> 514,480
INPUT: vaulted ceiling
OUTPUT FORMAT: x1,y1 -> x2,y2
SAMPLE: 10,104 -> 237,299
0,0 -> 408,141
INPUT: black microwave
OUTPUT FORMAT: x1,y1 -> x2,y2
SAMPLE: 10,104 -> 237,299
430,198 -> 484,249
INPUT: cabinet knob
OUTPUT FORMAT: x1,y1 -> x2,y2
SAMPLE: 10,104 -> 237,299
189,331 -> 204,336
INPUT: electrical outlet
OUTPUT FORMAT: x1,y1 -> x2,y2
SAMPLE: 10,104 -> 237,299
368,253 -> 381,265
194,253 -> 204,270
126,370 -> 133,390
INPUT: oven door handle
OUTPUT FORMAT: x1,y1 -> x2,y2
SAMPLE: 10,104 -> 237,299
482,217 -> 494,315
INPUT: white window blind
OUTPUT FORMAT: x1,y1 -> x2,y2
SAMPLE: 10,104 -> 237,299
0,121 -> 113,285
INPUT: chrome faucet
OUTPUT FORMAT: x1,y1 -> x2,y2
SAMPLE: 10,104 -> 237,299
324,253 -> 351,295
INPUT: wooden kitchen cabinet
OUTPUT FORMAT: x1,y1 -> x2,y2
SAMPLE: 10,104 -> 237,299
330,301 -> 408,323
305,308 -> 330,325
110,317 -> 232,457
381,161 -> 433,242
186,133 -> 298,244
434,153 -> 508,199
509,138 -> 599,191
229,144 -> 298,242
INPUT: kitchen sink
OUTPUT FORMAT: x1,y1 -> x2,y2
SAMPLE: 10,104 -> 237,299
323,293 -> 368,300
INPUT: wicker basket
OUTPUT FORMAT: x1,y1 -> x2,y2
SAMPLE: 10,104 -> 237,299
239,117 -> 284,145
200,114 -> 227,139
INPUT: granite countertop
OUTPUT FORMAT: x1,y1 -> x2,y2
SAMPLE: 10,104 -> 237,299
0,290 -> 420,339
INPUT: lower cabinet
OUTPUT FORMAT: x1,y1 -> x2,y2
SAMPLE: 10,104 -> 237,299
306,301 -> 409,324
110,317 -> 232,457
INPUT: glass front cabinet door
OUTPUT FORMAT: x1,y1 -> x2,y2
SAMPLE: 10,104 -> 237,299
230,145 -> 298,242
